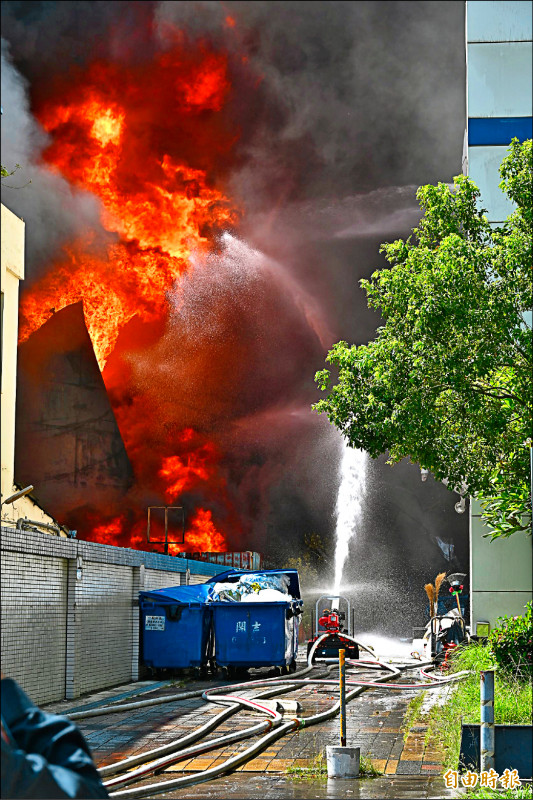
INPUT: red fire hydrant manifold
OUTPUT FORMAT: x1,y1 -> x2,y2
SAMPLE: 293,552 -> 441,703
318,609 -> 341,632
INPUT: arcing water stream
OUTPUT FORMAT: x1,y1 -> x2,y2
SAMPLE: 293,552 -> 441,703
333,440 -> 367,596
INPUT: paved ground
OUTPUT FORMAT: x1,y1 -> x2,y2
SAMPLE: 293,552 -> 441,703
140,773 -> 461,798
45,652 -> 458,799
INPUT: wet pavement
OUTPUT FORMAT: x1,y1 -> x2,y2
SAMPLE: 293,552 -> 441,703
45,651 -> 457,798
142,772 -> 461,798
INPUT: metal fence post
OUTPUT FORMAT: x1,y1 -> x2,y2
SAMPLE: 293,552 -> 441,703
339,648 -> 346,747
480,669 -> 495,771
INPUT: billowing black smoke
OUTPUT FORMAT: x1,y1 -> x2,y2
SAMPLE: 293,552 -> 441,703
1,1 -> 468,635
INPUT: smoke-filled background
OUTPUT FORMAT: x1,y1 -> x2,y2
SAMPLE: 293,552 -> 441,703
1,1 -> 468,634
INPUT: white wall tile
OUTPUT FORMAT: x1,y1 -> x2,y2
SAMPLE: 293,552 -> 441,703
468,145 -> 516,221
468,42 -> 532,118
467,1 -> 532,43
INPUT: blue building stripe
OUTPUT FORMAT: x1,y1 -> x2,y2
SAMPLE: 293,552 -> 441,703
468,117 -> 532,146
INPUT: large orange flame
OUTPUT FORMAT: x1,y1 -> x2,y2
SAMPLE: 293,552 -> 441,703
19,239 -> 184,368
159,449 -> 214,503
18,37 -> 247,552
90,506 -> 226,554
173,508 -> 226,553
19,44 -> 239,369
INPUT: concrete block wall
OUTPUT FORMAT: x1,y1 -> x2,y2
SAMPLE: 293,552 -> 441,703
0,526 -> 226,704
143,568 -> 186,592
72,562 -> 133,698
0,549 -> 67,706
189,572 -> 212,585
142,568 -> 217,590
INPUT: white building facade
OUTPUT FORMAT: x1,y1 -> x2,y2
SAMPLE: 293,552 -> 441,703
1,203 -> 61,530
464,1 -> 532,633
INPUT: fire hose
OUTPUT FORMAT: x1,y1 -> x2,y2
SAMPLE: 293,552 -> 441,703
100,664 -> 331,788
76,632 -> 468,798
93,636 -> 358,789
106,637 -> 401,798
96,661 -> 319,779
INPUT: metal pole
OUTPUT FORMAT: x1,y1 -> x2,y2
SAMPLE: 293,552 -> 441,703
454,592 -> 465,636
530,444 -> 532,533
480,669 -> 495,772
339,648 -> 346,747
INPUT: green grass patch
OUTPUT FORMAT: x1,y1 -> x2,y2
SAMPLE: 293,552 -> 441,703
460,785 -> 532,799
286,751 -> 383,779
287,753 -> 327,779
448,643 -> 532,721
359,753 -> 383,776
418,642 -> 532,769
402,690 -> 427,741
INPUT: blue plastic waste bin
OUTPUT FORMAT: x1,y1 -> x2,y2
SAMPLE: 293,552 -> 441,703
206,570 -> 303,671
140,583 -> 212,670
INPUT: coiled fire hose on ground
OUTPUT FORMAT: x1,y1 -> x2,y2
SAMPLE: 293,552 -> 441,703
73,632 -> 468,799
97,660 -> 321,780
106,635 -> 401,798
96,634 -> 386,785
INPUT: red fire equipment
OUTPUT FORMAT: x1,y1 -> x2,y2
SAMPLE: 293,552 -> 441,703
307,595 -> 359,661
318,609 -> 340,632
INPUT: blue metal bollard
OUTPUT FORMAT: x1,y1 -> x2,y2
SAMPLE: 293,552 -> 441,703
480,669 -> 495,771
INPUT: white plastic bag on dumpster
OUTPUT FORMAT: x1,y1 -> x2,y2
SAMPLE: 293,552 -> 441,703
239,573 -> 290,595
209,582 -> 242,602
240,588 -> 289,603
208,573 -> 292,603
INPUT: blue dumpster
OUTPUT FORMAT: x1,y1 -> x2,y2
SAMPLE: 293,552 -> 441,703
140,583 -> 212,670
206,570 -> 303,670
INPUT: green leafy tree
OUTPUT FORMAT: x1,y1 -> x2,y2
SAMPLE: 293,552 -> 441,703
283,533 -> 331,639
314,139 -> 532,538
282,532 -> 331,588
488,601 -> 533,678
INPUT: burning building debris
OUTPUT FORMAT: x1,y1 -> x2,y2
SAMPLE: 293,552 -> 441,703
5,12 -> 338,556
11,32 -> 248,553
16,302 -> 133,515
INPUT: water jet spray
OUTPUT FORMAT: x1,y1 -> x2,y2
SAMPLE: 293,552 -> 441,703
332,441 -> 367,595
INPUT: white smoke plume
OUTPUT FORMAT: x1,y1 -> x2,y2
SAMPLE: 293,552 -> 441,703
1,39 -> 102,279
